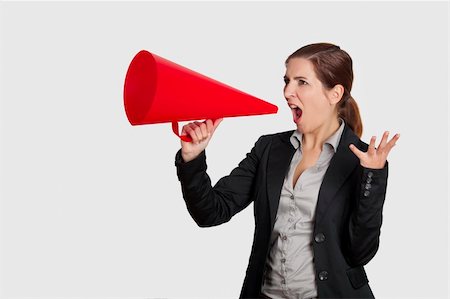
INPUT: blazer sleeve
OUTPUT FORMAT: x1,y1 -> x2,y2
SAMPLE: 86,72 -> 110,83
347,161 -> 389,266
174,136 -> 267,227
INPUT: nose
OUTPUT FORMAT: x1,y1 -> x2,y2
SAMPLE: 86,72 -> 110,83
284,82 -> 296,100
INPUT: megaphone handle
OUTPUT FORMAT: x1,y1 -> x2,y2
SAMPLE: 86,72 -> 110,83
172,121 -> 193,142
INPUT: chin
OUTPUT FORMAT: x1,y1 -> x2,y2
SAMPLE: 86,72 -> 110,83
295,124 -> 306,133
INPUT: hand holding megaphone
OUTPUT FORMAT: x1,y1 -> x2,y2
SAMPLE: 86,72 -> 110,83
180,118 -> 223,163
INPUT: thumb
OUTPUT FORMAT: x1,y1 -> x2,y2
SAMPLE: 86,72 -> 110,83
212,118 -> 224,132
349,144 -> 363,160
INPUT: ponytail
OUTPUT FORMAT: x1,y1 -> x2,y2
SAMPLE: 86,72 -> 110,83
338,96 -> 363,138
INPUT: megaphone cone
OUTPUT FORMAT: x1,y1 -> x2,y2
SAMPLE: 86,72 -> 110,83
124,50 -> 278,141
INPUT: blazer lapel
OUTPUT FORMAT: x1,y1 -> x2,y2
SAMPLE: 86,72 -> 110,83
265,124 -> 361,229
315,124 -> 360,225
266,131 -> 296,229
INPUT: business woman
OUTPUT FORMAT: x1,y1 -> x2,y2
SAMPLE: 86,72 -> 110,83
174,43 -> 399,298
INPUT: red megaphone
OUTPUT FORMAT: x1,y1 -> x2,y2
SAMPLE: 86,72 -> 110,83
123,50 -> 278,142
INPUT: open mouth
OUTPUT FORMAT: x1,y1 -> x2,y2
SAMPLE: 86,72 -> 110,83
289,104 -> 303,123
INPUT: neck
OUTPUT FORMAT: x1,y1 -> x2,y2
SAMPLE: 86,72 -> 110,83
302,117 -> 341,151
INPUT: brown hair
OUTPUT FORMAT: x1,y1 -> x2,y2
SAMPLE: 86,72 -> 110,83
285,43 -> 363,137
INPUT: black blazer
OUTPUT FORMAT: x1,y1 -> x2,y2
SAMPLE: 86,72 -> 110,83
175,123 -> 388,298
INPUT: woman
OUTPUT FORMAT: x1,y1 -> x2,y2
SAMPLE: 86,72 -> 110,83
174,43 -> 399,299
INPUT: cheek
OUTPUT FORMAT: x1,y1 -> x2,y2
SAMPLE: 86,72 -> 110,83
310,94 -> 330,109
304,99 -> 331,121
305,98 -> 326,113
296,88 -> 329,112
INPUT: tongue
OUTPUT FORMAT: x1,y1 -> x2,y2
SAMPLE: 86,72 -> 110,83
293,108 -> 302,123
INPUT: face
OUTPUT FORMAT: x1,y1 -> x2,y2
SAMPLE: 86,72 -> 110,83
284,57 -> 341,134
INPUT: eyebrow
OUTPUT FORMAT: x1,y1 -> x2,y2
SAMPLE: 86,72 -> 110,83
284,75 -> 309,80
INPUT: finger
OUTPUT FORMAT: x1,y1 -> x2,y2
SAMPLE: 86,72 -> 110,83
181,123 -> 195,138
194,121 -> 208,140
184,125 -> 199,144
205,119 -> 214,134
187,123 -> 202,144
180,124 -> 188,136
349,144 -> 364,160
192,123 -> 205,143
384,133 -> 400,152
200,123 -> 209,141
212,118 -> 223,132
378,131 -> 389,150
368,136 -> 377,155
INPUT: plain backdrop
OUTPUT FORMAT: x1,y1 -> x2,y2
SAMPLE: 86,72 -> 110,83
0,1 -> 448,299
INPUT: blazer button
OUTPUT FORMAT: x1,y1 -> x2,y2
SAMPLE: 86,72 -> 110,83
367,171 -> 374,178
314,233 -> 326,243
318,271 -> 328,281
365,183 -> 371,190
364,190 -> 370,197
366,177 -> 372,184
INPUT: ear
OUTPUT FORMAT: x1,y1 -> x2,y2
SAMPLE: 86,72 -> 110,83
328,84 -> 345,105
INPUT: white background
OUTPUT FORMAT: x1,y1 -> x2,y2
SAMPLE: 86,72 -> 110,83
0,1 -> 448,298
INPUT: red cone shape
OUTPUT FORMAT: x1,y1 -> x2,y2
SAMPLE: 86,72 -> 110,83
124,50 -> 278,140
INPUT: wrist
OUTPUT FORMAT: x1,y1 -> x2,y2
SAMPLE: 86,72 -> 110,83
181,151 -> 199,163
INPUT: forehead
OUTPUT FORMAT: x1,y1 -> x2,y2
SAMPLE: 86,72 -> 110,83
285,57 -> 317,79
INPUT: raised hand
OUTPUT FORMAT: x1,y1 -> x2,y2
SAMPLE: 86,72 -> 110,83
349,131 -> 400,169
180,118 -> 223,163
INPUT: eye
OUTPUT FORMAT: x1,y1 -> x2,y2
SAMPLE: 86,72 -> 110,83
298,79 -> 307,85
283,78 -> 289,85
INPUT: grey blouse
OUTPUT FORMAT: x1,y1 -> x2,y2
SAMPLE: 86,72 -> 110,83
261,118 -> 345,299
